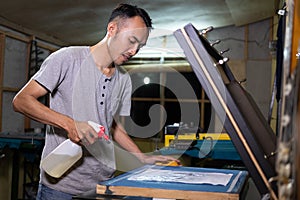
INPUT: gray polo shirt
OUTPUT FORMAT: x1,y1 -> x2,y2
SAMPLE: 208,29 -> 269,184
32,46 -> 132,195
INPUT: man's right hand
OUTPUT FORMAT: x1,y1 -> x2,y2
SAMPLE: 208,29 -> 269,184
70,121 -> 99,145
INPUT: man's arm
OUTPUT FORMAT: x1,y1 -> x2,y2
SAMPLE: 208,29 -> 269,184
112,120 -> 179,164
12,80 -> 81,143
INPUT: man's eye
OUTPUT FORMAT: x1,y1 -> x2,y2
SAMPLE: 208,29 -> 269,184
129,39 -> 136,44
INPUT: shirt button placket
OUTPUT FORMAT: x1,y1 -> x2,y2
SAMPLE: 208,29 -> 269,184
100,85 -> 105,105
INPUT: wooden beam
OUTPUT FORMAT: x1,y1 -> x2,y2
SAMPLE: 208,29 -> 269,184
0,16 -> 66,46
24,37 -> 32,130
159,72 -> 166,140
2,87 -> 20,93
131,97 -> 208,103
0,29 -> 59,52
125,63 -> 192,72
200,89 -> 206,129
97,184 -> 239,200
0,34 -> 5,131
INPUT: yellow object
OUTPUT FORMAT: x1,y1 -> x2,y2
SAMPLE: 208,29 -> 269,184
156,160 -> 180,166
164,133 -> 230,147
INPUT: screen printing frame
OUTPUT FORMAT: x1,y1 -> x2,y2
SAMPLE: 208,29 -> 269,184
173,23 -> 277,198
97,165 -> 248,200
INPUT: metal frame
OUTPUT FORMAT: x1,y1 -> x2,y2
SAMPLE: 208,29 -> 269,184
174,23 -> 277,199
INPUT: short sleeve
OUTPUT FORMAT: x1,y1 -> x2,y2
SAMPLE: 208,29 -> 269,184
32,48 -> 70,93
119,77 -> 132,116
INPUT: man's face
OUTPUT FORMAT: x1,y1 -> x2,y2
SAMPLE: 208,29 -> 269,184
107,16 -> 149,66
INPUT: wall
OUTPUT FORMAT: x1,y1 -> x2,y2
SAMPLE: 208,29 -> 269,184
0,29 -> 57,200
206,18 -> 274,120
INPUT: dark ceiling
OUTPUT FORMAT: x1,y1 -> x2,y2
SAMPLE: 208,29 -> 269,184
0,0 -> 278,46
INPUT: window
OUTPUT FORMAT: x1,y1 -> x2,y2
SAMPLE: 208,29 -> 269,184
123,66 -> 211,139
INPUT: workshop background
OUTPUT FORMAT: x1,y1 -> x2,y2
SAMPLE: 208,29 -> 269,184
0,0 -> 281,199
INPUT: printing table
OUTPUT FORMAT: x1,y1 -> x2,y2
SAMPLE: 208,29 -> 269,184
94,165 -> 248,200
162,133 -> 241,161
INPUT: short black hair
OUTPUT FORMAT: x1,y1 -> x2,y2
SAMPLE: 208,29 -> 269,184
108,3 -> 153,29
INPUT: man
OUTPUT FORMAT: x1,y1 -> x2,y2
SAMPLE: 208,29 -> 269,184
13,3 -> 178,199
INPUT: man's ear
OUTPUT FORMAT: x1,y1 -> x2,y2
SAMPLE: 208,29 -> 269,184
107,21 -> 117,37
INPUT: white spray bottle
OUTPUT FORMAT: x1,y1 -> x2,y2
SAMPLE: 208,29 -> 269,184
41,121 -> 104,178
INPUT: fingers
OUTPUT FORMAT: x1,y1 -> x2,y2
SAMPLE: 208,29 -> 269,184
72,136 -> 81,144
79,129 -> 97,145
141,154 -> 181,166
67,129 -> 81,144
154,156 -> 181,166
74,121 -> 98,145
156,160 -> 180,166
154,155 -> 179,162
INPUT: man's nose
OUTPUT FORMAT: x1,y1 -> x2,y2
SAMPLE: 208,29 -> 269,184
129,44 -> 140,55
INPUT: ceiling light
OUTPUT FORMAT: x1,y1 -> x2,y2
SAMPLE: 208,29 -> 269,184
144,77 -> 150,84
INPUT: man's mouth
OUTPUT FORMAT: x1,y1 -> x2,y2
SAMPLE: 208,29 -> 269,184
122,54 -> 131,62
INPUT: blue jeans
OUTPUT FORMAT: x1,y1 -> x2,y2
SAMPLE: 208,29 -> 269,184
36,184 -> 73,200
